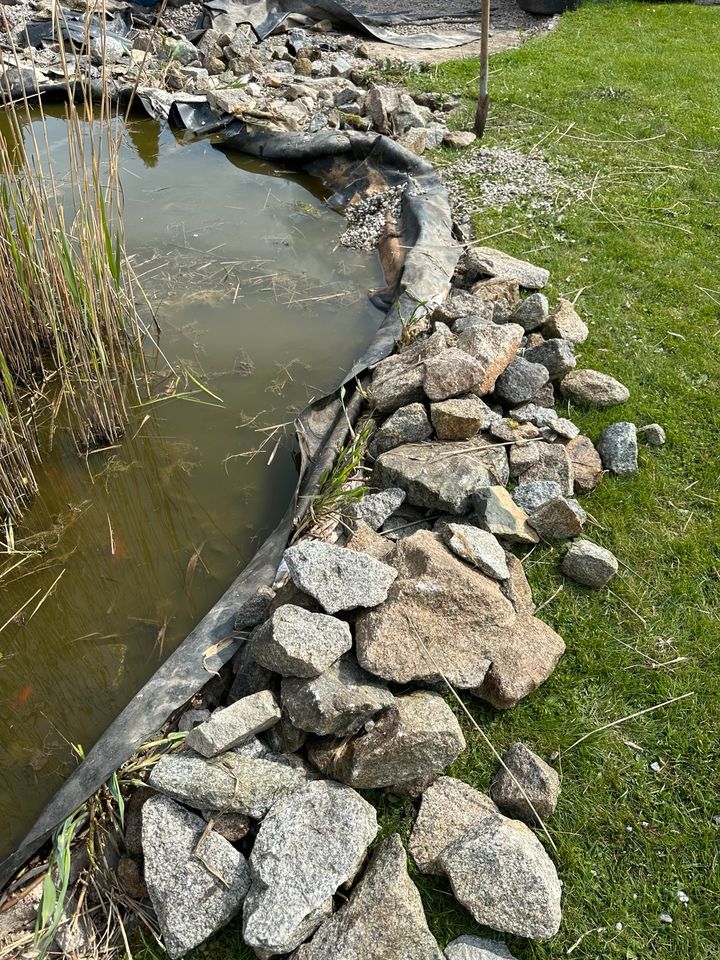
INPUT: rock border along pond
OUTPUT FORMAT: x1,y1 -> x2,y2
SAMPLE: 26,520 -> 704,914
0,9 -> 667,957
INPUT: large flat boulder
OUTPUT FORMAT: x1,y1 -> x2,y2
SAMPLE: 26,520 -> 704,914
373,442 -> 508,514
243,780 -> 378,957
293,834 -> 443,960
308,690 -> 465,789
142,796 -> 250,959
464,247 -> 549,290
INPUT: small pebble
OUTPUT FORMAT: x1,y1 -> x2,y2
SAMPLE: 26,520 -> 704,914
678,891 -> 689,904
660,913 -> 673,925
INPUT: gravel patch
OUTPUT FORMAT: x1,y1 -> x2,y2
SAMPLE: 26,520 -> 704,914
340,184 -> 405,249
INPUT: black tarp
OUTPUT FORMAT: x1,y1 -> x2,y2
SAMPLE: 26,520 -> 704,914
0,111 -> 460,891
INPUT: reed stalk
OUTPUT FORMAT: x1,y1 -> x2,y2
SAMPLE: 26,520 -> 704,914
0,3 -> 144,521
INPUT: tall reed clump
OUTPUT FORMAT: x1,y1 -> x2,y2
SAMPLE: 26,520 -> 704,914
0,8 -> 145,521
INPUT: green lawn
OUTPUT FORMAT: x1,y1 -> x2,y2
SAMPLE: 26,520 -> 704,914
137,3 -> 720,958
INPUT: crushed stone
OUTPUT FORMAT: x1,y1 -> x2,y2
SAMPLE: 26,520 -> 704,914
339,184 -> 405,250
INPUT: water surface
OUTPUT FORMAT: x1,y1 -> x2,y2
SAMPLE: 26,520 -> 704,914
0,108 -> 383,857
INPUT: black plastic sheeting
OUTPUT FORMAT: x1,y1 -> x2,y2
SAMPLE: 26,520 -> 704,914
208,0 -> 482,47
0,105 -> 460,891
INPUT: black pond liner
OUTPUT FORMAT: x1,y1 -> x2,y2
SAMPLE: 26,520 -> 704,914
0,92 -> 461,889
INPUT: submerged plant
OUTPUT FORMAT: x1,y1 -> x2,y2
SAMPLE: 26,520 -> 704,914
0,7 -> 146,521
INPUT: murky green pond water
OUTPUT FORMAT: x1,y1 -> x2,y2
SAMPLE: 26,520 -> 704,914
0,108 -> 383,858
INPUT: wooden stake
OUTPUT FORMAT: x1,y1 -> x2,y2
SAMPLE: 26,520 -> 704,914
475,0 -> 491,137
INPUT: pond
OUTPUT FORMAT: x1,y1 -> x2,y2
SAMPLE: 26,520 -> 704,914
0,107 -> 384,858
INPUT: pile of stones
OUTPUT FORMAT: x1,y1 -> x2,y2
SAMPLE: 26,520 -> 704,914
124,250 -> 663,957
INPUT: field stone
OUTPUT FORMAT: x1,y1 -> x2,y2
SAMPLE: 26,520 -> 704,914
542,298 -> 588,344
490,742 -> 561,825
142,796 -> 250,959
148,749 -> 314,819
251,604 -> 352,677
474,486 -> 539,544
489,418 -> 539,444
346,487 -> 405,531
423,348 -> 486,401
464,247 -> 549,290
563,434 -> 603,493
308,690 -> 466,788
455,323 -> 524,395
185,690 -> 281,757
433,292 -> 494,325
517,442 -> 574,496
596,421 -> 638,475
508,440 -> 540,478
372,402 -> 432,455
442,523 -> 509,580
525,338 -> 577,379
512,293 -> 549,331
510,402 -> 561,430
283,540 -> 397,614
528,496 -> 585,540
373,441 -> 509,514
409,776 -> 498,875
639,423 -> 666,446
453,312 -> 495,335
263,715 -> 308,754
532,380 -> 556,408
354,531 -> 516,688
243,780 -> 378,957
469,278 -> 521,323
293,834 -> 443,960
560,369 -> 630,407
281,655 -> 395,737
445,936 -> 518,960
228,643 -> 273,702
512,480 -> 562,514
430,396 -> 489,440
500,554 -> 535,617
561,539 -> 618,587
346,521 -> 395,562
368,325 -> 452,414
439,814 -> 562,940
493,358 -> 549,406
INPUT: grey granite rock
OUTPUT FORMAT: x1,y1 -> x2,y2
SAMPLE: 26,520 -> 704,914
542,298 -> 588,344
372,402 -> 433,455
455,323 -> 524,395
293,834 -> 443,960
234,585 -> 275,631
508,440 -> 541,479
284,541 -> 397,614
243,780 -> 378,957
433,293 -> 494,325
251,604 -> 352,677
368,327 -> 452,413
464,247 -> 549,290
281,655 -> 395,737
409,776 -> 498,875
596,421 -> 638,475
440,814 -> 562,940
525,338 -> 577,379
639,423 -> 666,446
309,690 -> 465,788
512,293 -> 549,331
490,742 -> 561,825
346,487 -> 406,531
474,486 -> 539,544
142,796 -> 250,958
453,312 -> 494,335
148,749 -> 313,819
373,441 -> 509,514
561,539 -> 618,587
564,434 -> 603,494
442,523 -> 509,580
516,442 -> 574,495
493,358 -> 549,406
510,402 -> 561,430
186,691 -> 281,757
528,496 -> 585,540
511,480 -> 562,514
444,935 -> 518,960
560,369 -> 629,408
430,396 -> 490,440
423,348 -> 486,401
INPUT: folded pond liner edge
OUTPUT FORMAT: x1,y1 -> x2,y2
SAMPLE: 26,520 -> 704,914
0,93 -> 461,889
